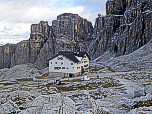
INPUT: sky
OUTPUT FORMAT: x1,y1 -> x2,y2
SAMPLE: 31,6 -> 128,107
0,0 -> 106,46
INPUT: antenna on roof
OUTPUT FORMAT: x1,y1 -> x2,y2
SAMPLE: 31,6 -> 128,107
98,14 -> 101,17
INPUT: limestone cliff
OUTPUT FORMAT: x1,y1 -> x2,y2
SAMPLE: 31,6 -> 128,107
0,0 -> 151,70
34,13 -> 93,69
88,0 -> 152,60
10,21 -> 50,69
0,44 -> 17,69
0,14 -> 93,69
10,40 -> 30,68
52,13 -> 93,53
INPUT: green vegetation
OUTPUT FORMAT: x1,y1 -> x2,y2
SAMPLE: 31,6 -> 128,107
44,78 -> 122,92
0,82 -> 18,86
35,76 -> 45,79
132,100 -> 152,109
103,82 -> 122,88
16,78 -> 33,81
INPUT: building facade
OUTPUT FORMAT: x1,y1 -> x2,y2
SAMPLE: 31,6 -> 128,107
48,51 -> 90,77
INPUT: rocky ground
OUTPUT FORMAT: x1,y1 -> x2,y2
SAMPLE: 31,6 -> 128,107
104,39 -> 152,72
0,62 -> 152,114
0,64 -> 44,81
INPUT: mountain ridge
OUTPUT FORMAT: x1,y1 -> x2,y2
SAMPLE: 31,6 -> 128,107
0,13 -> 93,69
0,0 -> 152,70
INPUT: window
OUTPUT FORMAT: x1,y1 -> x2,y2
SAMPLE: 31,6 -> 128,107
62,67 -> 65,69
50,62 -> 52,64
55,62 -> 57,64
61,62 -> 63,65
84,64 -> 88,67
77,67 -> 80,69
67,67 -> 69,69
81,66 -> 83,68
57,57 -> 63,60
84,61 -> 87,63
82,61 -> 83,63
73,67 -> 74,69
71,63 -> 73,65
54,67 -> 61,70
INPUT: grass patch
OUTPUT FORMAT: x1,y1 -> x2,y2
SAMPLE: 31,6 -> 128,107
103,82 -> 122,88
0,82 -> 18,86
16,78 -> 33,81
43,77 -> 123,93
132,100 -> 152,109
35,76 -> 45,79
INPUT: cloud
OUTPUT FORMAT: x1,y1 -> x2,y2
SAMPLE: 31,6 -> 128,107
0,0 -> 50,23
0,20 -> 31,44
0,0 -> 106,24
0,0 -> 107,45
74,0 -> 106,24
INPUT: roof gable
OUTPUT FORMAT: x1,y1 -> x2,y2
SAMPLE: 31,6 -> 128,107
47,51 -> 91,62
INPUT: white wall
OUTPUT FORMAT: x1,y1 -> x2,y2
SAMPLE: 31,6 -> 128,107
74,54 -> 90,73
49,55 -> 75,74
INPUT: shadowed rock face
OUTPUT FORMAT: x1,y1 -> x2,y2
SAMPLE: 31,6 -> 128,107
10,40 -> 30,68
0,44 -> 17,69
0,46 -> 3,69
88,0 -> 152,60
52,13 -> 93,53
10,21 -> 49,69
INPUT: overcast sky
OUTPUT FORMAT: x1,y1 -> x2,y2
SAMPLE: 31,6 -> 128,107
0,0 -> 106,45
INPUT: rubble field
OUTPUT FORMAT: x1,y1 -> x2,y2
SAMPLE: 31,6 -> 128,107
0,63 -> 152,114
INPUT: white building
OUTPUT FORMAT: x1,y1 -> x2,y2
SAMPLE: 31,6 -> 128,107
47,51 -> 90,77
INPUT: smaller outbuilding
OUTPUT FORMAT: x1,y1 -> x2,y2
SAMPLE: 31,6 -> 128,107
47,51 -> 91,77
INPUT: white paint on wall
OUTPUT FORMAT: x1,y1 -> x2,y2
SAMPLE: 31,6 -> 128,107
49,55 -> 75,74
74,54 -> 89,73
49,53 -> 90,74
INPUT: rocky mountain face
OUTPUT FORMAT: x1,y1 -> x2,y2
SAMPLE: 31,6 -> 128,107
52,13 -> 93,53
0,0 -> 151,69
0,44 -> 17,69
10,21 -> 50,69
105,39 -> 152,72
0,14 -> 93,69
89,0 -> 152,59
